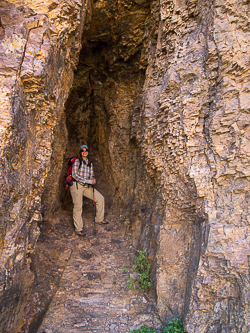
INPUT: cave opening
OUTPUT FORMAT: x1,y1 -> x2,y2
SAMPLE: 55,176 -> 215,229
59,0 -> 154,218
30,2 -> 162,331
30,1 -> 206,330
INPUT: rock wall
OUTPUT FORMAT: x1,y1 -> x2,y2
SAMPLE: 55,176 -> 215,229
0,0 -> 249,332
0,0 -> 91,331
136,0 -> 250,331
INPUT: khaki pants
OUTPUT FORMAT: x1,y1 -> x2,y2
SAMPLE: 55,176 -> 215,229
70,182 -> 105,232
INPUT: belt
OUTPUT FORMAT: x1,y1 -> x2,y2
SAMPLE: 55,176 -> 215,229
73,181 -> 90,188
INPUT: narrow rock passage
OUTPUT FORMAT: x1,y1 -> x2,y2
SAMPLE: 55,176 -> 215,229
37,202 -> 162,333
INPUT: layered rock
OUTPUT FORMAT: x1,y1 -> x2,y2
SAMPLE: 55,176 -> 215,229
0,0 -> 249,332
136,0 -> 250,331
0,0 -> 91,331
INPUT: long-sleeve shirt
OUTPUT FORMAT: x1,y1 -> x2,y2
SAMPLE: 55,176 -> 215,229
72,158 -> 94,185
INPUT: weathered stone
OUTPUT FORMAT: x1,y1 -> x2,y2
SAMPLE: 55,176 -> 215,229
136,0 -> 250,331
0,0 -> 249,332
0,0 -> 91,331
38,210 -> 162,333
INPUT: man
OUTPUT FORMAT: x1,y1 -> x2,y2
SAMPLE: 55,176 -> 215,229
70,144 -> 109,236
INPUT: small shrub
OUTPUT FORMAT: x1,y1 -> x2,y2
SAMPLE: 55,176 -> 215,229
162,318 -> 185,333
129,319 -> 185,333
130,324 -> 156,333
122,250 -> 152,291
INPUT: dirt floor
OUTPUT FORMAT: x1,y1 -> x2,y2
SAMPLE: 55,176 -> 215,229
35,197 -> 162,333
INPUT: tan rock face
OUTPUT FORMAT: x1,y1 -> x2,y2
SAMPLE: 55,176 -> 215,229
136,0 -> 250,331
0,0 -> 91,331
0,0 -> 249,332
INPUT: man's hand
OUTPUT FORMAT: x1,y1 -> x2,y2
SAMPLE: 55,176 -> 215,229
92,177 -> 96,185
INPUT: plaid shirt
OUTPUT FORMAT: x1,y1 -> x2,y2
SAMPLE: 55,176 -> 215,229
72,158 -> 94,185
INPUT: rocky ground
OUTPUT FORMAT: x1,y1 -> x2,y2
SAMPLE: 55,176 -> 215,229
36,200 -> 162,333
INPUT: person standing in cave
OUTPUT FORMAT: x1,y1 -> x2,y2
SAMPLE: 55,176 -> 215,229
70,144 -> 109,236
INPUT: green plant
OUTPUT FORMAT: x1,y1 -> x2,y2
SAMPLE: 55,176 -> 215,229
130,324 -> 156,333
128,319 -> 185,333
162,318 -> 185,333
122,250 -> 152,291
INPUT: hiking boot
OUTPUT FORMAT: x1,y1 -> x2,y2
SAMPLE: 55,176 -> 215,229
98,221 -> 109,225
76,230 -> 86,236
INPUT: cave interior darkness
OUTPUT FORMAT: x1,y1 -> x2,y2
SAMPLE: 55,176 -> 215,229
58,0 -> 155,218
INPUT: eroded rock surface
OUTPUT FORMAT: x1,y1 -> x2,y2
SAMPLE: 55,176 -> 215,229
0,0 -> 249,332
0,0 -> 91,331
37,209 -> 162,333
136,0 -> 250,331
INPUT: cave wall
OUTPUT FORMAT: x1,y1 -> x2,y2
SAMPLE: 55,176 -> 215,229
0,0 -> 249,332
136,0 -> 250,331
0,0 -> 91,331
